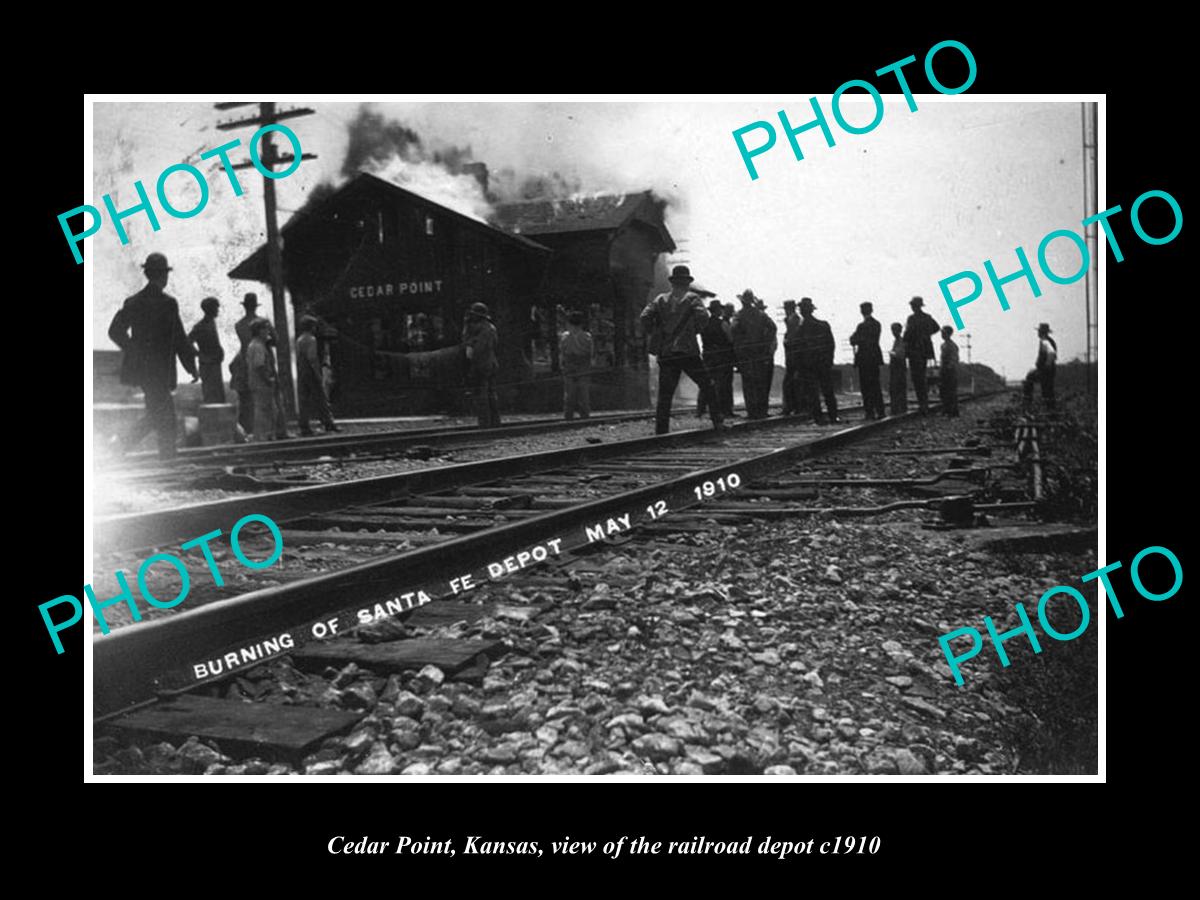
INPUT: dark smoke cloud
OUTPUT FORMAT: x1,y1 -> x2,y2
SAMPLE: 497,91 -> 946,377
341,108 -> 426,178
338,105 -> 594,206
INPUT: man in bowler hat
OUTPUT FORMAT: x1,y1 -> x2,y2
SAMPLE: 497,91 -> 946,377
730,289 -> 777,419
641,266 -> 723,435
903,296 -> 940,415
107,253 -> 197,458
795,297 -> 839,424
849,301 -> 885,419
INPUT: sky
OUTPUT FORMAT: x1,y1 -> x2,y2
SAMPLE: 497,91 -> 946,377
89,98 -> 1094,381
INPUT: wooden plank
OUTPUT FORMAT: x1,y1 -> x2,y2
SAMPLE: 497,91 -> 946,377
965,525 -> 1097,554
742,488 -> 820,500
105,694 -> 363,759
406,601 -> 494,625
291,638 -> 505,674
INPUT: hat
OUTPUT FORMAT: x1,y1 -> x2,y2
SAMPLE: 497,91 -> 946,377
707,299 -> 723,311
467,302 -> 492,320
243,292 -> 259,309
736,288 -> 757,302
783,299 -> 797,308
142,252 -> 171,272
668,265 -> 694,284
299,314 -> 319,329
799,297 -> 816,310
860,301 -> 873,313
910,296 -> 924,308
200,296 -> 220,314
1037,323 -> 1052,334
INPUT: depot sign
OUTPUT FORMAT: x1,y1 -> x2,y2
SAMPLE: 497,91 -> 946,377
348,279 -> 445,300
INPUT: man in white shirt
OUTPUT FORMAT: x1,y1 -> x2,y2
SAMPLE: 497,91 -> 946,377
1023,322 -> 1058,411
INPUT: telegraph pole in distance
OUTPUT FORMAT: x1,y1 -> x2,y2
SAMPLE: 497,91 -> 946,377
1081,102 -> 1098,399
215,101 -> 318,418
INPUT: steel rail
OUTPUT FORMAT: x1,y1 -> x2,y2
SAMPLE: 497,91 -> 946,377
94,405 -> 871,555
106,409 -> 667,470
93,394 -> 1000,717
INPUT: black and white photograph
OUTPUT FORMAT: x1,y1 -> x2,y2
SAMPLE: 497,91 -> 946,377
78,92 -> 1111,781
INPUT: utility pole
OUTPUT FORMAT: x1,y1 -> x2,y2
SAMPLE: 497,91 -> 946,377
215,102 -> 318,418
1081,102 -> 1098,398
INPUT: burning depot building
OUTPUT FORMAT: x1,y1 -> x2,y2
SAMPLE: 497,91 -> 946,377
228,171 -> 676,417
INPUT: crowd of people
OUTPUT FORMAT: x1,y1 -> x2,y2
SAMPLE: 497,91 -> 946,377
640,266 -> 1059,435
105,255 -> 1060,459
106,254 -> 340,459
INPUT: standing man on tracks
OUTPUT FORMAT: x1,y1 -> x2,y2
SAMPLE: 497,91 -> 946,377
559,310 -> 594,420
296,315 -> 340,436
903,296 -> 940,415
247,319 -> 284,442
464,302 -> 501,428
107,252 -> 198,459
849,301 -> 885,420
939,325 -> 960,417
642,265 -> 723,435
730,289 -> 776,420
888,322 -> 907,416
782,299 -> 802,416
1023,323 -> 1058,412
700,299 -> 736,420
795,297 -> 840,425
189,296 -> 226,404
229,293 -> 262,439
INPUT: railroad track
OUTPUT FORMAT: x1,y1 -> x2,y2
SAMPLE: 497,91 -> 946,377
103,408 -> 671,472
93,393 -> 1016,768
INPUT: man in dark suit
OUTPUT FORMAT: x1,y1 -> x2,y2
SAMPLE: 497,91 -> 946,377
795,297 -> 839,424
463,302 -> 501,428
782,299 -> 802,415
108,253 -> 198,458
730,289 -> 777,419
189,296 -> 225,403
849,301 -> 885,420
903,296 -> 940,415
699,299 -> 735,419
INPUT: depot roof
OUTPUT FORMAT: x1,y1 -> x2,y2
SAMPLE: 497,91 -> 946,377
229,172 -> 550,282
